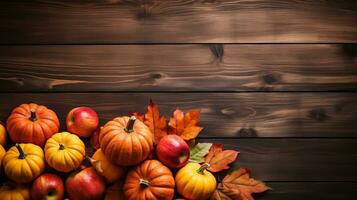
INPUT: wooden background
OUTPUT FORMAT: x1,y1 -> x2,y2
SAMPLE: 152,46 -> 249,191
1,0 -> 357,199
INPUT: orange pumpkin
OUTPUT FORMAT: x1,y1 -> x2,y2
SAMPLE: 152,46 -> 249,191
0,144 -> 5,170
99,116 -> 153,166
0,122 -> 7,146
7,103 -> 60,147
91,148 -> 125,183
124,160 -> 175,200
0,183 -> 30,200
105,182 -> 126,200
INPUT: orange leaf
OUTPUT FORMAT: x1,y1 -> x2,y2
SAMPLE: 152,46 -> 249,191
144,100 -> 167,144
205,144 -> 239,172
211,168 -> 270,200
168,109 -> 203,140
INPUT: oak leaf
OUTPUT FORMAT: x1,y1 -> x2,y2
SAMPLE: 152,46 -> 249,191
168,108 -> 203,140
143,100 -> 167,144
205,144 -> 239,172
211,168 -> 270,200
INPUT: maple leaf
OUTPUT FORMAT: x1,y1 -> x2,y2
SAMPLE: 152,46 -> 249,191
168,108 -> 203,140
205,144 -> 239,172
144,100 -> 167,144
211,168 -> 270,200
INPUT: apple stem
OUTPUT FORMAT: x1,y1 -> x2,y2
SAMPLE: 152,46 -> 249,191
59,144 -> 65,150
15,143 -> 26,159
124,116 -> 136,133
139,178 -> 150,187
197,163 -> 211,175
29,109 -> 37,121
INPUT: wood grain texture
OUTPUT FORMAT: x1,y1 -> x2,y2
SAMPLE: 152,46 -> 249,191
0,93 -> 356,137
0,0 -> 356,43
255,182 -> 357,200
0,44 -> 356,92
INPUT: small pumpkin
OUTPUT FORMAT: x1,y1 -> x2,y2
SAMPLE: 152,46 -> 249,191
7,103 -> 60,147
45,132 -> 85,172
91,148 -> 125,183
124,160 -> 175,200
99,116 -> 153,166
0,183 -> 30,200
3,143 -> 45,183
0,144 -> 5,169
175,163 -> 217,200
0,122 -> 7,146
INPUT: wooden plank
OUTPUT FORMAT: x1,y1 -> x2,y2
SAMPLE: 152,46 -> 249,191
255,182 -> 357,200
0,44 -> 356,92
0,93 -> 356,137
201,139 -> 357,181
0,1 -> 356,43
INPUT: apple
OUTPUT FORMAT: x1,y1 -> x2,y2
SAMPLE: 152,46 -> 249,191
31,173 -> 64,200
156,135 -> 190,168
66,167 -> 106,200
66,107 -> 99,138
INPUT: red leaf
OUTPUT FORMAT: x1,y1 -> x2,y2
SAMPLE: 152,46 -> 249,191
144,100 -> 167,144
168,109 -> 203,141
205,144 -> 239,172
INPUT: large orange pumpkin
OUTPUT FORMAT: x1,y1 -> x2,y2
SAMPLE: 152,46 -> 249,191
99,116 -> 153,166
91,148 -> 125,183
124,160 -> 175,200
7,103 -> 60,147
0,183 -> 30,200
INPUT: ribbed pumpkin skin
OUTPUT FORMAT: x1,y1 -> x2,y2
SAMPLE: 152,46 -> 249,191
45,132 -> 85,172
92,148 -> 125,183
7,103 -> 60,147
124,160 -> 175,200
3,143 -> 45,183
0,184 -> 30,200
0,144 -> 5,169
175,163 -> 217,200
99,116 -> 153,166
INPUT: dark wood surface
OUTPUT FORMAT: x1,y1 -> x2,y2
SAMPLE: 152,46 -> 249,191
0,44 -> 356,92
0,93 -> 356,138
1,0 -> 357,44
1,0 -> 357,199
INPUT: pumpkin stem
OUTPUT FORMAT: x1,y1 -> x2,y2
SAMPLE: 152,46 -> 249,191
197,163 -> 210,175
59,144 -> 65,150
29,109 -> 37,121
124,116 -> 136,133
15,143 -> 26,159
139,178 -> 150,187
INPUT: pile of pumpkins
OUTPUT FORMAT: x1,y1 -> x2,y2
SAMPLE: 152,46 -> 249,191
0,103 -> 216,200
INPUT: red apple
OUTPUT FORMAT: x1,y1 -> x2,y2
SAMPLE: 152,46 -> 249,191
66,107 -> 99,138
156,135 -> 190,168
31,173 -> 64,200
66,167 -> 106,200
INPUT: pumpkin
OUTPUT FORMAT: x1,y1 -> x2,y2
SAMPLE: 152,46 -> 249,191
45,132 -> 85,172
99,116 -> 153,166
0,122 -> 7,146
7,103 -> 60,147
175,163 -> 217,200
3,143 -> 45,183
0,183 -> 30,200
0,144 -> 5,169
91,148 -> 125,183
124,160 -> 175,200
105,182 -> 126,200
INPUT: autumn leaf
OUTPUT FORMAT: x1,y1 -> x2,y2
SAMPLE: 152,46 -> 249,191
211,168 -> 270,200
189,143 -> 212,163
205,144 -> 239,172
168,108 -> 203,140
143,100 -> 167,144
86,156 -> 103,174
131,111 -> 145,122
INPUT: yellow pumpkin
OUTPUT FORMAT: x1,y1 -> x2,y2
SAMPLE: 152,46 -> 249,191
0,144 -> 5,169
0,122 -> 7,146
0,183 -> 30,200
92,148 -> 125,183
45,132 -> 85,172
175,163 -> 217,200
3,143 -> 45,183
